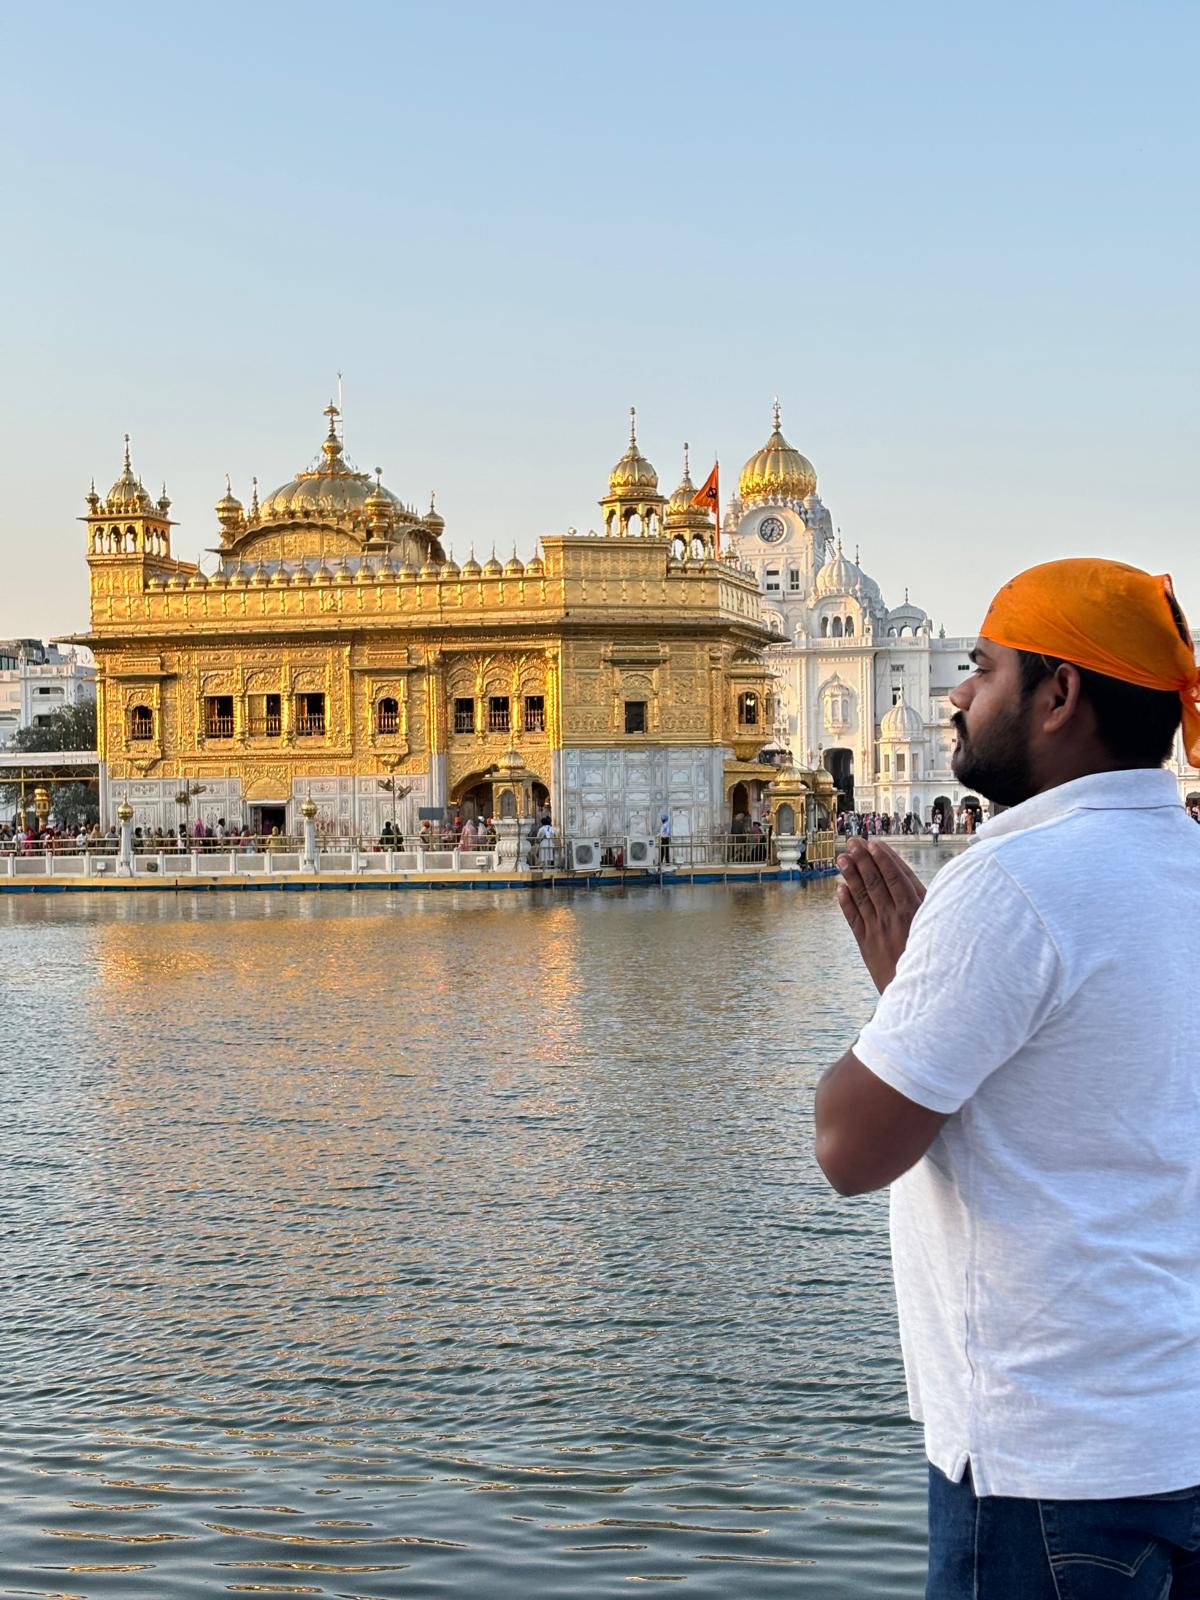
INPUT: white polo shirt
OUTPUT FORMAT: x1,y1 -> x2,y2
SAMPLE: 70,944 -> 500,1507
854,769 -> 1200,1499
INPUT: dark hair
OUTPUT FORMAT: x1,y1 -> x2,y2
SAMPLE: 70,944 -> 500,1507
1016,651 -> 1181,768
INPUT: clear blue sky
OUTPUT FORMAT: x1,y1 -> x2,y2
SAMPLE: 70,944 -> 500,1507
1,0 -> 1196,640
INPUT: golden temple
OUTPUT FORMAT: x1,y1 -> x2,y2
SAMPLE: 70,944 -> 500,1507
70,405 -> 825,843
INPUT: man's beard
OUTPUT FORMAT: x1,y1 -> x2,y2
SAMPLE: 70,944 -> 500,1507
951,703 -> 1038,808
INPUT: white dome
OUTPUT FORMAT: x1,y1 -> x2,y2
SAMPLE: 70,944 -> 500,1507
880,694 -> 923,740
816,540 -> 860,596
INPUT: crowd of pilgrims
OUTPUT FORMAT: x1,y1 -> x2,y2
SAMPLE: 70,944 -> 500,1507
837,807 -> 980,837
0,811 -> 564,862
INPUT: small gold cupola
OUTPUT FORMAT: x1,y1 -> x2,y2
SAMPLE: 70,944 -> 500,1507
664,443 -> 715,553
215,474 -> 245,541
599,407 -> 666,538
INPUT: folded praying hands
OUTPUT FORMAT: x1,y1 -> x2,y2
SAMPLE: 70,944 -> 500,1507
836,838 -> 927,994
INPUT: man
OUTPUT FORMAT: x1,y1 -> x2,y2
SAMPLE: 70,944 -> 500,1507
814,559 -> 1200,1597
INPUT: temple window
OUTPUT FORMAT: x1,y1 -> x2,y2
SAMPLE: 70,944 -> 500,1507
129,704 -> 154,741
883,752 -> 891,773
375,696 -> 400,735
788,568 -> 801,592
624,700 -> 647,734
454,697 -> 475,734
845,615 -> 855,636
821,617 -> 830,637
248,693 -> 281,737
832,617 -> 844,637
524,695 -> 545,733
488,696 -> 510,734
738,691 -> 759,726
295,692 -> 325,737
204,695 -> 234,738
765,566 -> 781,593
896,753 -> 907,774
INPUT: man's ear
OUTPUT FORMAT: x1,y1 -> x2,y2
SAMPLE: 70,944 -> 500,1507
1042,663 -> 1085,732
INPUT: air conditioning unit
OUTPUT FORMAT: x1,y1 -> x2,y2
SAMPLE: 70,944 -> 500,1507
569,838 -> 602,870
624,835 -> 657,869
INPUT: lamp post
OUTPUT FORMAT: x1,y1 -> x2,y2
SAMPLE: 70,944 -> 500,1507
299,793 -> 319,872
116,795 -> 135,876
175,781 -> 208,842
376,761 -> 413,844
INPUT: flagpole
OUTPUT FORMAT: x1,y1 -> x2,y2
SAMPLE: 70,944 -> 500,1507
714,456 -> 721,558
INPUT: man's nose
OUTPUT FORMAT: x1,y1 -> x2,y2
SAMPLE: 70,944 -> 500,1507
949,679 -> 972,711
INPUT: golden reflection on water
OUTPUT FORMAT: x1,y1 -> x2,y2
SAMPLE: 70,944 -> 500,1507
2,883 -> 933,1600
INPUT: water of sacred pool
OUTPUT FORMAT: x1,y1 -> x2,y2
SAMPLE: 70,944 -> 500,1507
0,875 -> 943,1598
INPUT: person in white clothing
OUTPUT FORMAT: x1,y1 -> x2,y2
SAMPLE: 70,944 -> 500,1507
815,559 -> 1200,1598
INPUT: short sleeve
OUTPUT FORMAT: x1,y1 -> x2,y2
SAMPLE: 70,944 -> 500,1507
853,851 -> 1063,1114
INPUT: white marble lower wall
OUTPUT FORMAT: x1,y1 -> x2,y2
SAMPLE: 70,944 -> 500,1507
558,746 -> 728,841
103,772 -> 433,839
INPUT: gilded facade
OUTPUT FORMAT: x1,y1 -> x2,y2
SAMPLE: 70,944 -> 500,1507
72,408 -> 778,840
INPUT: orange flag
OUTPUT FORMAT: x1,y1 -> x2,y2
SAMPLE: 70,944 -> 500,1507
691,460 -> 720,552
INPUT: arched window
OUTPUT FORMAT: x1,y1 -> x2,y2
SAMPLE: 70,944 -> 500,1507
844,615 -> 854,636
375,696 -> 399,734
821,617 -> 830,637
671,536 -> 685,560
130,704 -> 154,741
738,691 -> 759,726
831,617 -> 843,637
690,536 -> 705,559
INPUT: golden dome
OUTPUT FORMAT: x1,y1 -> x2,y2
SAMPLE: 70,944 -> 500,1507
738,400 -> 817,505
106,435 -> 156,514
461,550 -> 482,577
664,444 -> 712,531
482,551 -> 504,576
608,407 -> 658,494
258,404 -> 407,523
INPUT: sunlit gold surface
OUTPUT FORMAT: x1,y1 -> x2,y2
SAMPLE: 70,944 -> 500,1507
71,410 -> 789,797
737,401 -> 817,506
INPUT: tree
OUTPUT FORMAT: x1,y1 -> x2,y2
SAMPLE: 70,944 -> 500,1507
1,699 -> 100,829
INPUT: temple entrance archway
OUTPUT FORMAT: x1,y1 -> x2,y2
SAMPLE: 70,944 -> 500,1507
252,804 -> 287,837
824,747 -> 854,811
931,794 -> 952,829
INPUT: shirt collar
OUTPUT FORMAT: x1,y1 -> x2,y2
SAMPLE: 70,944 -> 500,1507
976,768 -> 1182,842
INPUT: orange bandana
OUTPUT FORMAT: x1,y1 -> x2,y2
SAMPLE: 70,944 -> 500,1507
980,559 -> 1200,766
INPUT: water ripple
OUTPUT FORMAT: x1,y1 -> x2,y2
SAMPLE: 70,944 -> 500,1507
0,881 -> 932,1597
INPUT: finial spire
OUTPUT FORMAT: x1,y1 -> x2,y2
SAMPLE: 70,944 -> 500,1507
249,476 -> 259,515
629,405 -> 637,447
905,586 -> 910,603
772,396 -> 781,431
225,472 -> 232,494
855,542 -> 860,565
683,441 -> 690,476
123,433 -> 131,470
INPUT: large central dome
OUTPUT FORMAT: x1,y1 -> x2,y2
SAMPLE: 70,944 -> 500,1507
260,404 -> 407,522
739,401 -> 817,506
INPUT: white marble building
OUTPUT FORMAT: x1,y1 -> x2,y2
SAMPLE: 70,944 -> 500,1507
724,406 -> 1200,820
0,640 -> 96,749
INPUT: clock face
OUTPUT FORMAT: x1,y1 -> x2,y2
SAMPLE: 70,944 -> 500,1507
758,516 -> 785,544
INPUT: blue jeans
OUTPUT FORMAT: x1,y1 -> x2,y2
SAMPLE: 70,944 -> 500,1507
928,1464 -> 1200,1598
